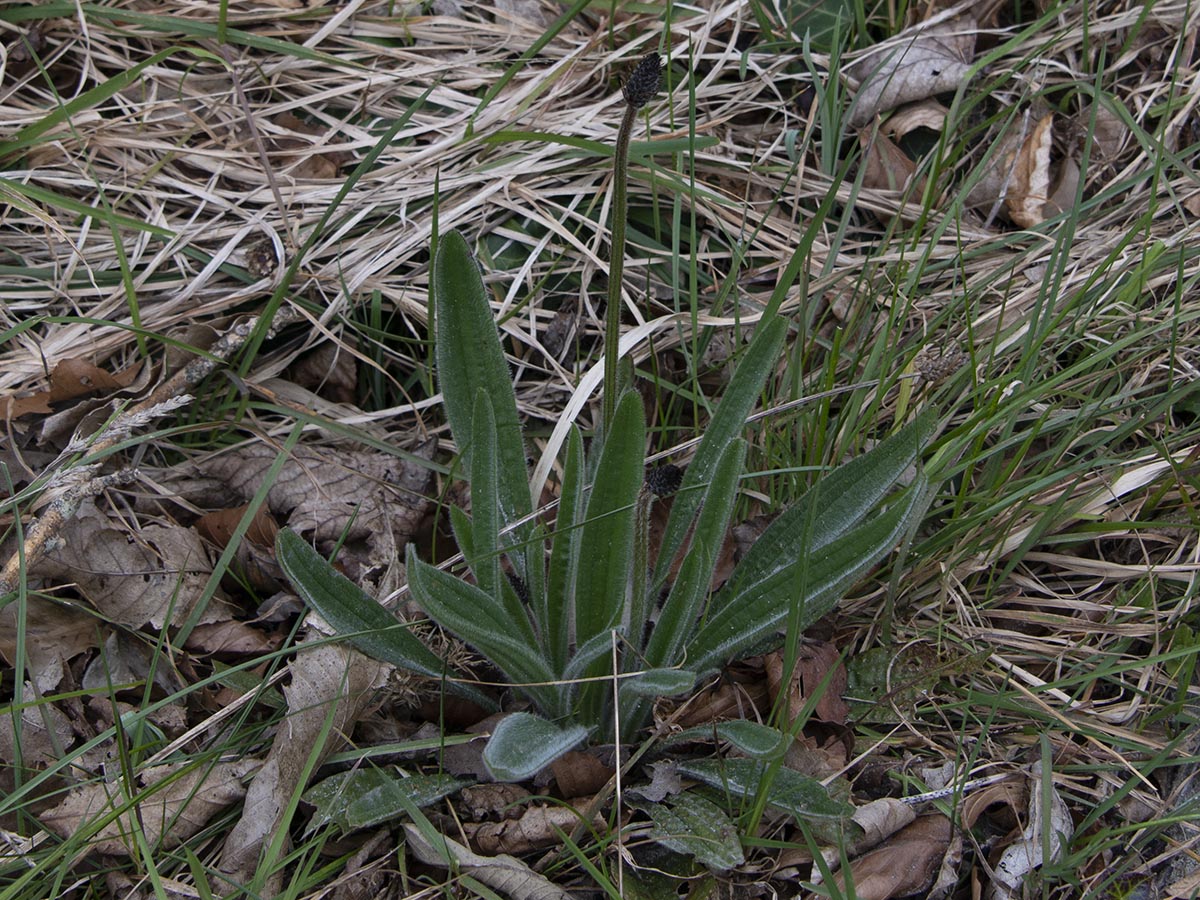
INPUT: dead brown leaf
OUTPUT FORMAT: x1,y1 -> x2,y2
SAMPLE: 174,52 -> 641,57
269,112 -> 352,180
550,750 -> 613,800
814,798 -> 917,878
41,759 -> 256,856
461,783 -> 532,821
846,18 -> 976,128
404,824 -> 576,900
288,342 -> 358,404
2,357 -> 142,421
0,597 -> 98,691
190,442 -> 436,581
36,505 -> 227,630
884,100 -> 950,139
765,643 -> 850,725
465,802 -> 601,855
827,813 -> 953,900
218,635 -> 386,886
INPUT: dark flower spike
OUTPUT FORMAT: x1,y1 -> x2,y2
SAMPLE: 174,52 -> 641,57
622,53 -> 661,109
645,464 -> 683,498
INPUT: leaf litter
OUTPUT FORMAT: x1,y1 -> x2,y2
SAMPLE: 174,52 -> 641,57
1,0 -> 1198,895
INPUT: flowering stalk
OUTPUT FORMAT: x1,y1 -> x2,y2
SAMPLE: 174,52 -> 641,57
603,52 -> 661,430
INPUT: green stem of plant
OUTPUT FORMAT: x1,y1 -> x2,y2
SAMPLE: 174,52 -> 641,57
603,103 -> 638,431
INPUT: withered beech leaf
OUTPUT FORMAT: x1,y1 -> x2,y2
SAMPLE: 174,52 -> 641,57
846,18 -> 976,128
831,813 -> 953,900
1007,114 -> 1055,227
41,759 -> 257,856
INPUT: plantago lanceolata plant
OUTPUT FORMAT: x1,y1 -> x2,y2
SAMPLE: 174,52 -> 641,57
278,51 -> 936,787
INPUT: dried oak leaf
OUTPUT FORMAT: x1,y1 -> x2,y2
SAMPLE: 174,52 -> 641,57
41,759 -> 256,856
36,503 -> 226,630
846,18 -> 976,128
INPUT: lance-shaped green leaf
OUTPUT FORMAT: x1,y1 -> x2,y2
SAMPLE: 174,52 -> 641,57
643,437 -> 745,670
434,231 -> 531,546
620,668 -> 697,698
641,791 -> 744,871
406,548 -> 554,712
677,758 -> 850,822
468,389 -> 502,600
714,409 -> 935,614
545,426 -> 585,672
573,390 -> 645,648
276,528 -> 493,710
689,478 -> 930,675
483,713 -> 590,782
304,769 -> 468,834
654,316 -> 787,587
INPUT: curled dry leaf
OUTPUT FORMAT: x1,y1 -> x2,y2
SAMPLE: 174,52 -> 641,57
404,823 -> 576,900
287,341 -> 358,404
465,802 -> 602,855
985,761 -> 1072,900
814,797 -> 917,880
826,813 -> 953,900
846,18 -> 976,128
1006,114 -> 1055,227
550,749 -> 614,800
41,759 -> 257,856
2,357 -> 142,421
461,783 -> 532,822
884,100 -> 951,139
